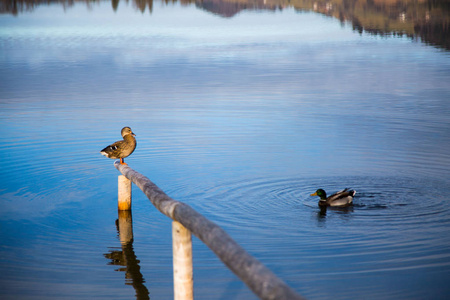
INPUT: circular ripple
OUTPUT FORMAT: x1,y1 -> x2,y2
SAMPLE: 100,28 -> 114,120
169,174 -> 450,291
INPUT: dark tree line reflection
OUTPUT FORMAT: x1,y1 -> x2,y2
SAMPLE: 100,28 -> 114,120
1,0 -> 448,50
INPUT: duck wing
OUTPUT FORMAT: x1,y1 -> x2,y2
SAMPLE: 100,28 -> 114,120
327,189 -> 356,207
100,140 -> 128,159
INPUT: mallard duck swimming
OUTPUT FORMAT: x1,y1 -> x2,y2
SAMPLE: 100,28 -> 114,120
100,127 -> 136,165
310,188 -> 356,207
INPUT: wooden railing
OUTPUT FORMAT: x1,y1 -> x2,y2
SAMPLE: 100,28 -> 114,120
114,161 -> 304,300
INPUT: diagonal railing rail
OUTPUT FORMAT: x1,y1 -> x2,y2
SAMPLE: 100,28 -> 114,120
114,161 -> 304,300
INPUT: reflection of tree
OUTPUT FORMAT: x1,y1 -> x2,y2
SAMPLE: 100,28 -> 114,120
195,0 -> 279,17
302,0 -> 450,50
1,0 -> 448,50
134,0 -> 153,13
104,211 -> 150,300
112,0 -> 119,11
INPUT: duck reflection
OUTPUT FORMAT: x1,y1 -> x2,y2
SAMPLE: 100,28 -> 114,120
104,210 -> 150,300
316,205 -> 354,225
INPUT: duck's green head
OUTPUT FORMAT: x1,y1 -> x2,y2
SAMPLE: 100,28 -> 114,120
311,189 -> 327,200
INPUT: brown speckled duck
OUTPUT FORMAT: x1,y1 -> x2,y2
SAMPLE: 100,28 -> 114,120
100,127 -> 136,165
311,188 -> 356,207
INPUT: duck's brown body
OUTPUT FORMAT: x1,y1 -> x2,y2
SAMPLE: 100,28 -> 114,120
311,188 -> 356,207
100,127 -> 136,164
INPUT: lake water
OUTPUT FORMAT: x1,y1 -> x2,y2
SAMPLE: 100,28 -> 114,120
1,0 -> 450,299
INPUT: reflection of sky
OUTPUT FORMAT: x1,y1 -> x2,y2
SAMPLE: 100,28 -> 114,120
0,1 -> 450,223
1,2 -> 449,186
1,3 -> 450,299
0,3 -> 361,71
0,3 -> 355,42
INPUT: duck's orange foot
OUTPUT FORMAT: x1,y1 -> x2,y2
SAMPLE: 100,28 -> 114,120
119,158 -> 127,165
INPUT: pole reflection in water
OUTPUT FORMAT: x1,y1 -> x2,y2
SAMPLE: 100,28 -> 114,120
104,210 -> 150,300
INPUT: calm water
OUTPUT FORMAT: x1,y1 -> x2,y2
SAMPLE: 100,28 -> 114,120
1,1 -> 450,299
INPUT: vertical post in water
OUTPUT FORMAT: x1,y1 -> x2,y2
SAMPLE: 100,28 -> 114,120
118,175 -> 132,211
172,221 -> 194,300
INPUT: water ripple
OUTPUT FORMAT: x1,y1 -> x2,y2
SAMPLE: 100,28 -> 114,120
165,175 -> 450,283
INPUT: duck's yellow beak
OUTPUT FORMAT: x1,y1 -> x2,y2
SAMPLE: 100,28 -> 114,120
310,192 -> 317,196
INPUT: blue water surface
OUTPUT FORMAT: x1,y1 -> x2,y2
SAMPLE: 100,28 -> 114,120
1,1 -> 450,299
